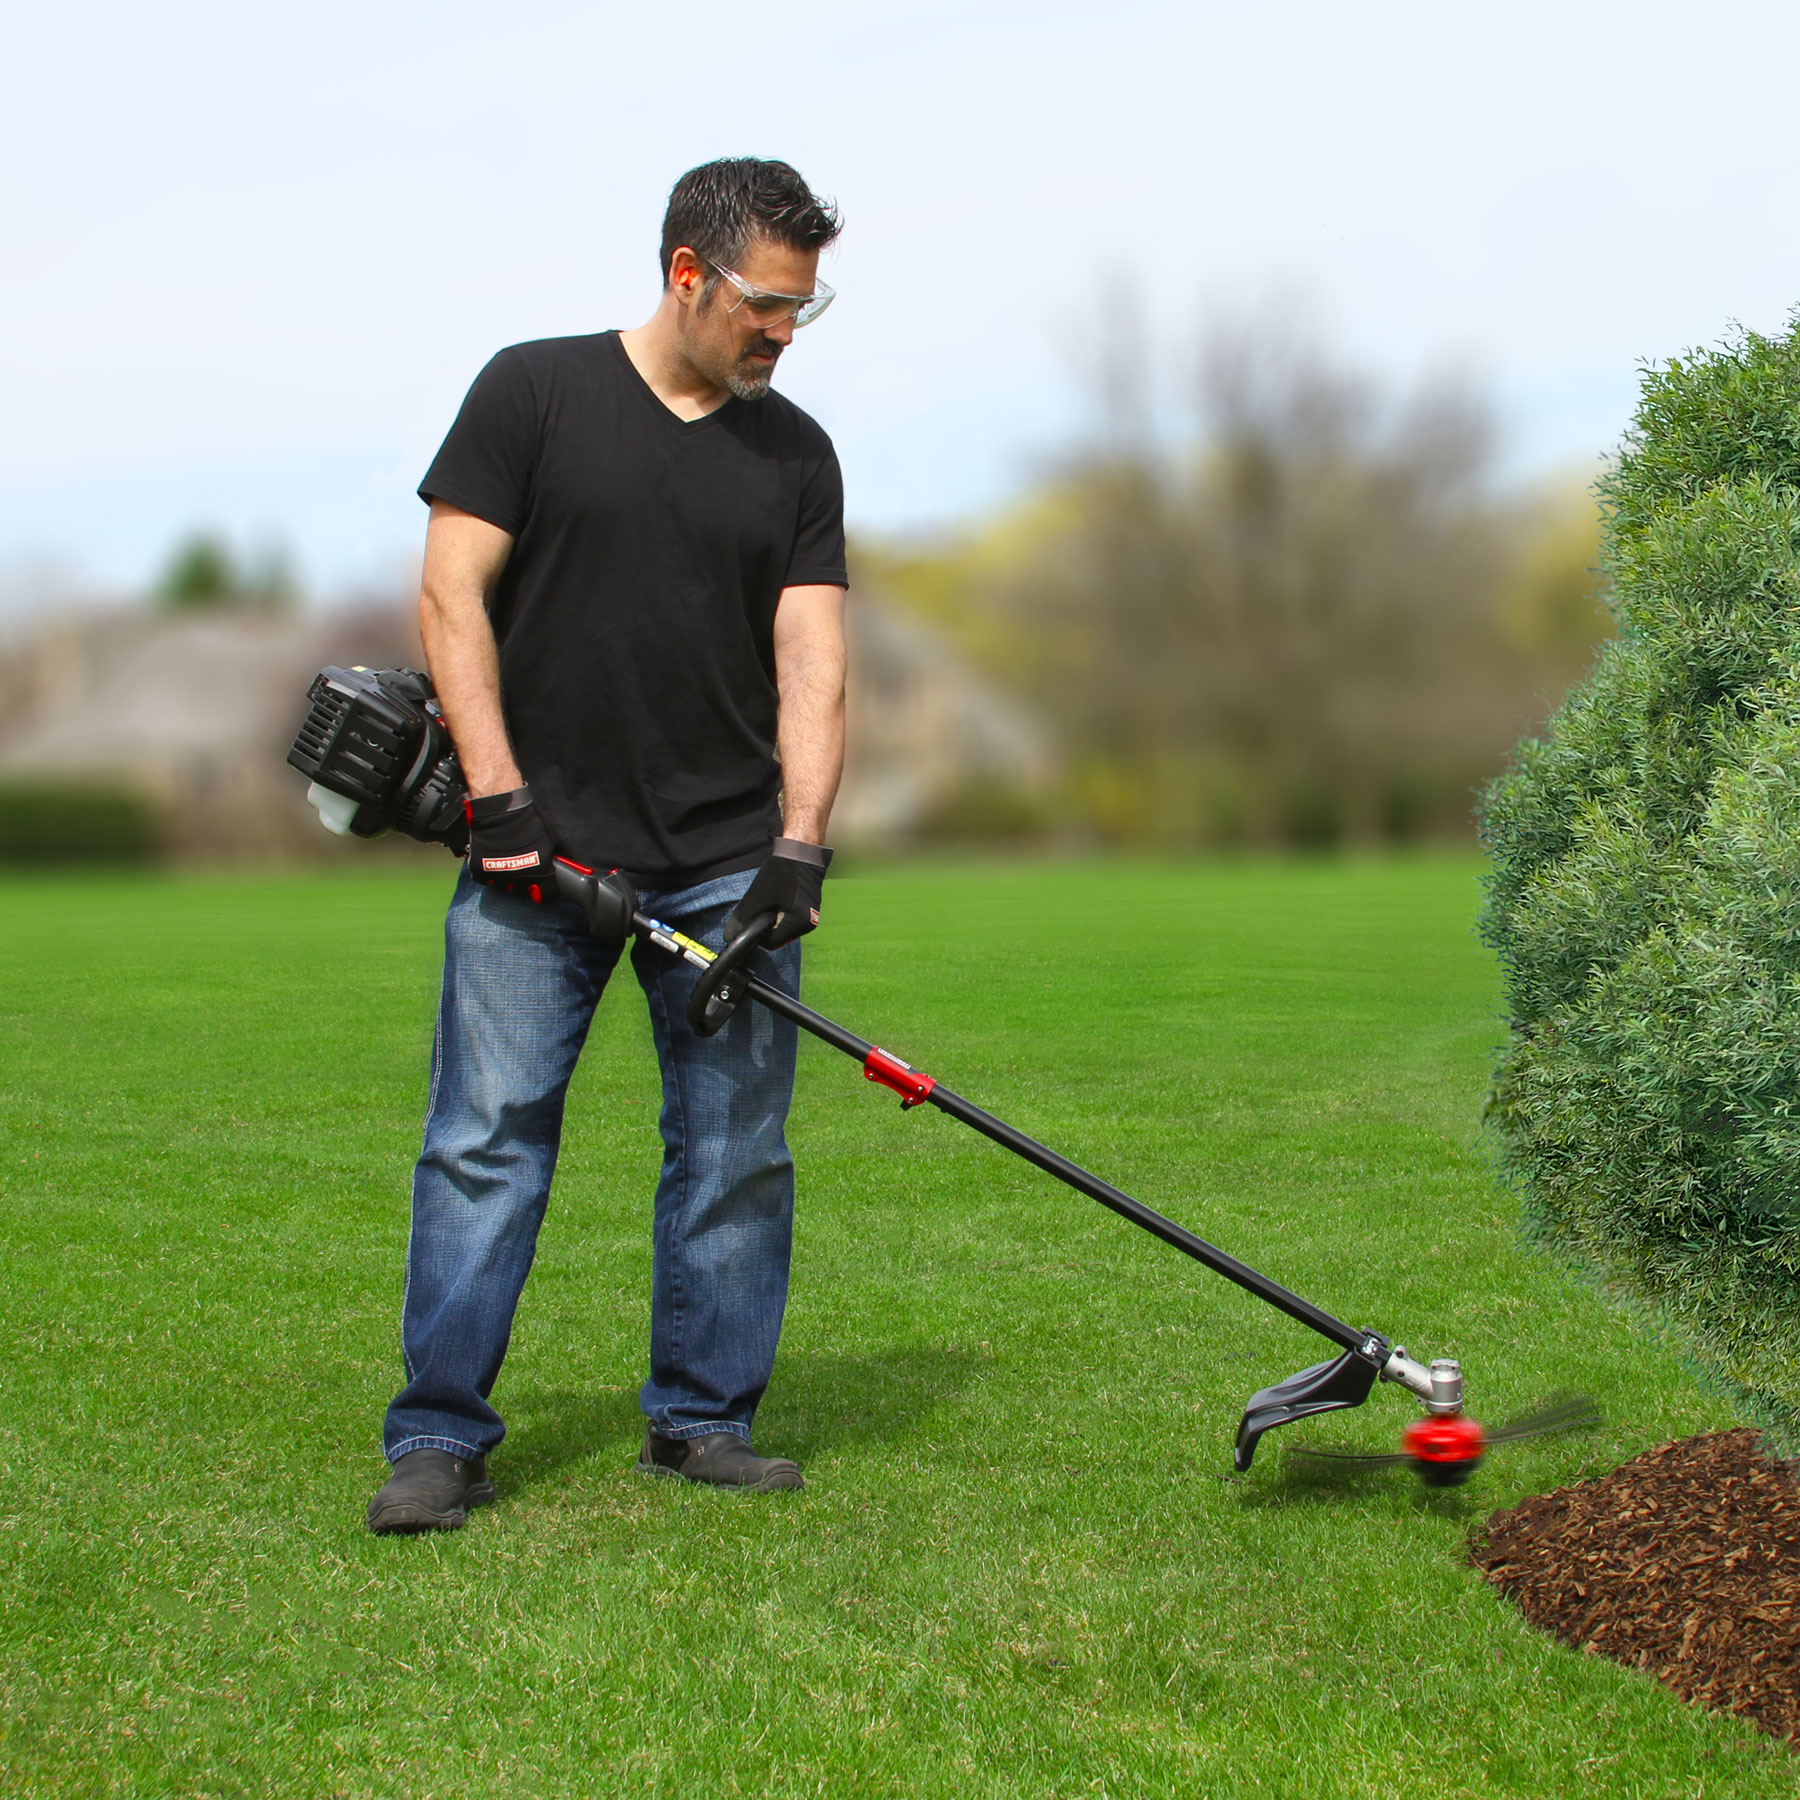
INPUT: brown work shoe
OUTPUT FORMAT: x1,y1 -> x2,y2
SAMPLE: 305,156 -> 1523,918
636,1429 -> 803,1491
366,1448 -> 496,1534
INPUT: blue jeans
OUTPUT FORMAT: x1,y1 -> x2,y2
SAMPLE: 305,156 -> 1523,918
382,865 -> 801,1464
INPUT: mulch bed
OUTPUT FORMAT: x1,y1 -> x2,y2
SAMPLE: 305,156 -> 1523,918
1471,1430 -> 1800,1744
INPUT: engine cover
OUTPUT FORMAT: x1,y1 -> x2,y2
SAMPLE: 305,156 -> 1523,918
288,666 -> 467,849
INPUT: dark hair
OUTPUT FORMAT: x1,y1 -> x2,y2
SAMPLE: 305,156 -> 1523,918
659,158 -> 840,288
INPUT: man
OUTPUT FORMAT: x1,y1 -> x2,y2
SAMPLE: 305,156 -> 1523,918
366,158 -> 847,1534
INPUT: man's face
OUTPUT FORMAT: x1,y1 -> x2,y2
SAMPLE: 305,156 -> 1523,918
674,237 -> 822,401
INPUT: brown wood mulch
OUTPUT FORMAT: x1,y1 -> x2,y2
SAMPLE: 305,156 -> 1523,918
1471,1429 -> 1800,1745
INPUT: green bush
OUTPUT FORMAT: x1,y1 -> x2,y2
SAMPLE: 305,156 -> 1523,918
1479,318 -> 1800,1448
0,781 -> 160,862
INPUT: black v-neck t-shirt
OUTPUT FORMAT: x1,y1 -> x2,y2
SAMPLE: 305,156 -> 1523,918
419,330 -> 848,886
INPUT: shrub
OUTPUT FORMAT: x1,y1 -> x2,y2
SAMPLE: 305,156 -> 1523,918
1479,318 -> 1800,1448
0,781 -> 160,862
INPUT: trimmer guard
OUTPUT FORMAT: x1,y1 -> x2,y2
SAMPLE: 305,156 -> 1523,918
1234,1348 -> 1381,1471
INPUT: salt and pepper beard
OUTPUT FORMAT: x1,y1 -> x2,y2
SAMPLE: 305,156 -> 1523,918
678,283 -> 782,402
722,348 -> 780,402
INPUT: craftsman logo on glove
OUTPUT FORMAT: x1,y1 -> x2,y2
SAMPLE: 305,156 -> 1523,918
481,851 -> 545,874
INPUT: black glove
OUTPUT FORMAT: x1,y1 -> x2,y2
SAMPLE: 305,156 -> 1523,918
725,838 -> 833,947
465,786 -> 556,898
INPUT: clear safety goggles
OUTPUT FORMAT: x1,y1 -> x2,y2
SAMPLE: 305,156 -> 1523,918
708,260 -> 836,329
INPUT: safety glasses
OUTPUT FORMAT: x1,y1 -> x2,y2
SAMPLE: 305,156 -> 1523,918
707,260 -> 836,329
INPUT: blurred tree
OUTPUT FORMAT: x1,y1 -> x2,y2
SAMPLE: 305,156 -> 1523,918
1497,478 -> 1613,672
157,534 -> 237,608
857,320 -> 1610,847
155,533 -> 295,612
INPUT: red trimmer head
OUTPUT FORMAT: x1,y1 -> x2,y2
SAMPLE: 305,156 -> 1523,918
1401,1412 -> 1489,1486
1291,1397 -> 1599,1487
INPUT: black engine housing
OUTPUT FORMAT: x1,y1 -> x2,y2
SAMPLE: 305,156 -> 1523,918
288,666 -> 468,849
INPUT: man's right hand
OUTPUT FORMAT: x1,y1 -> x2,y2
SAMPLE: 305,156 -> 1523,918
465,786 -> 556,898
725,838 -> 832,947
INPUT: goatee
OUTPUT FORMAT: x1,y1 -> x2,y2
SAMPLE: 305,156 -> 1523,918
725,369 -> 774,401
724,339 -> 781,402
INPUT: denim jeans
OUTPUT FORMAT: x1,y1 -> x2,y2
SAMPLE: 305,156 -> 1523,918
382,864 -> 801,1464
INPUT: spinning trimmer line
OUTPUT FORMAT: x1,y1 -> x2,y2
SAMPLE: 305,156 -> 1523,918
291,664 -> 1597,1485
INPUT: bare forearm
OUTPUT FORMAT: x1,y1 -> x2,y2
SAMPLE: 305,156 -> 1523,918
776,635 -> 846,845
419,588 -> 523,798
417,502 -> 522,799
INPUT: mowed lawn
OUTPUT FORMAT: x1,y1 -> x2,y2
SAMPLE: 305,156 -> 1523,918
0,857 -> 1786,1798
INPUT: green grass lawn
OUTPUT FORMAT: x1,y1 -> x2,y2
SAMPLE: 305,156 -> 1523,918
0,856 -> 1787,1798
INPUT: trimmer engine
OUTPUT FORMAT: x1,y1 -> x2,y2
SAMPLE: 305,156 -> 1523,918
288,666 -> 467,848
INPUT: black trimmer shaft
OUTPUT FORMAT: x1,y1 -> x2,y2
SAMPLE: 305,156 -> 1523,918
735,966 -> 1369,1355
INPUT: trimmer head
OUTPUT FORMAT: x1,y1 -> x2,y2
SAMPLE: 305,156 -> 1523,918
1284,1394 -> 1600,1488
1401,1412 -> 1488,1486
1231,1340 -> 1580,1487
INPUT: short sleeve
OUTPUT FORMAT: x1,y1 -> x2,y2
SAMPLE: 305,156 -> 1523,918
785,444 -> 848,589
417,348 -> 540,535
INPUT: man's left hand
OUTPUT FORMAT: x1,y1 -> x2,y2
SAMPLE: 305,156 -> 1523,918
725,839 -> 833,947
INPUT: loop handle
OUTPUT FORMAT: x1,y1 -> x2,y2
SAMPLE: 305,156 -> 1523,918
686,912 -> 778,1037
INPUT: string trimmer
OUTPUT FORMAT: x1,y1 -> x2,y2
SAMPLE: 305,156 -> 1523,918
290,664 -> 1596,1484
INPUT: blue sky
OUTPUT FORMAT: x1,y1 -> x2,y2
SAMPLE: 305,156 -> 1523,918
3,0 -> 1798,617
